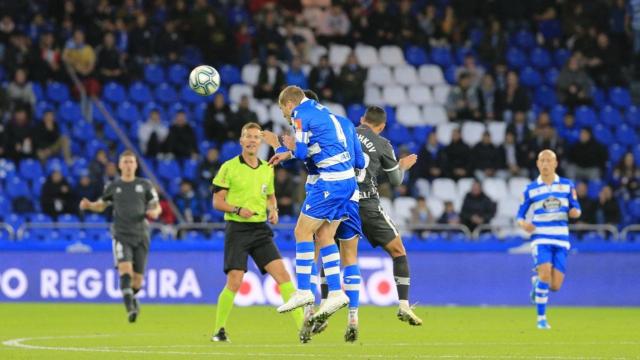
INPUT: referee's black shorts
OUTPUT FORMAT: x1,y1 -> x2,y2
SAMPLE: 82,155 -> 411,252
224,221 -> 282,275
359,198 -> 400,248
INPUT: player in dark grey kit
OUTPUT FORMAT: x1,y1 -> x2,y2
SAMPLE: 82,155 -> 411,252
356,106 -> 423,325
80,150 -> 161,323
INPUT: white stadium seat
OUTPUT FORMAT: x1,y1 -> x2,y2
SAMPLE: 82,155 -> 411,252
379,197 -> 395,219
457,177 -> 475,199
379,45 -> 405,66
329,44 -> 352,67
414,178 -> 430,198
229,84 -> 253,104
309,45 -> 328,66
432,84 -> 451,105
418,65 -> 445,86
354,44 -> 379,67
269,103 -> 289,126
393,65 -> 419,86
408,84 -> 434,104
497,197 -> 521,218
396,104 -> 422,127
394,196 -> 417,226
382,85 -> 408,106
487,121 -> 506,146
364,85 -> 384,106
435,122 -> 459,145
421,104 -> 448,126
483,178 -> 509,201
324,102 -> 346,117
426,198 -> 445,219
250,101 -> 270,124
432,178 -> 458,202
241,64 -> 260,86
509,177 -> 530,198
461,121 -> 486,146
366,64 -> 393,85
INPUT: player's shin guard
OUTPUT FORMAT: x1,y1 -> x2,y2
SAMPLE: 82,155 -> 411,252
393,255 -> 411,303
320,244 -> 342,292
215,287 -> 236,331
535,280 -> 550,319
296,242 -> 315,291
120,274 -> 134,312
343,264 -> 361,319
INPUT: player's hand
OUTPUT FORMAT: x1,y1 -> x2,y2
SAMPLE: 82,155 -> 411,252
399,154 -> 418,170
518,221 -> 536,233
79,198 -> 91,210
268,152 -> 292,166
268,210 -> 279,225
262,130 -> 281,149
146,209 -> 160,220
569,208 -> 581,219
282,134 -> 296,151
239,208 -> 255,219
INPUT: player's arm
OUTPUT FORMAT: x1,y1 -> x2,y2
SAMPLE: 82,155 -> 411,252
266,167 -> 278,224
568,182 -> 582,219
145,184 -> 162,220
79,182 -> 114,213
516,188 -> 535,233
381,142 -> 416,186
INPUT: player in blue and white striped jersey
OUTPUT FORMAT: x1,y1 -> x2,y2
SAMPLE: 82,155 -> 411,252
516,150 -> 581,330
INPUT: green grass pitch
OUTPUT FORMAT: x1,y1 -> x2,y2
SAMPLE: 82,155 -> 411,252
0,304 -> 639,359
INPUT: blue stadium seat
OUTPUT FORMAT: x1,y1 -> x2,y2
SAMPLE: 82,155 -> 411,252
514,29 -> 535,49
46,82 -> 70,103
141,101 -> 164,120
443,65 -> 457,84
600,106 -> 623,128
0,159 -> 16,182
592,124 -> 614,146
633,144 -> 640,167
128,81 -> 152,104
91,102 -> 111,124
554,48 -> 571,67
157,159 -> 182,180
116,101 -> 141,124
530,48 -> 551,69
58,214 -> 81,240
34,101 -> 53,120
220,141 -> 242,161
0,196 -> 11,216
544,68 -> 559,87
454,48 -> 474,66
550,104 -> 567,125
18,159 -> 43,182
412,125 -> 432,144
167,102 -> 189,121
628,198 -> 640,219
102,82 -> 126,104
506,48 -> 527,69
616,124 -> 638,146
384,105 -> 397,125
346,104 -> 365,125
45,158 -> 69,177
71,158 -> 89,178
609,87 -> 632,109
57,101 -> 83,124
626,105 -> 640,128
182,159 -> 198,180
430,47 -> 453,68
85,139 -> 107,157
534,86 -> 556,108
218,64 -> 242,85
608,143 -> 627,164
386,123 -> 410,145
405,46 -> 429,67
71,121 -> 95,144
181,46 -> 204,67
592,87 -> 607,110
6,177 -> 31,199
520,67 -> 541,88
575,106 -> 597,128
3,213 -> 25,233
469,28 -> 484,47
32,82 -> 43,100
154,83 -> 178,105
168,64 -> 189,86
180,85 -> 206,105
184,231 -> 206,242
144,63 -> 166,85
587,180 -> 605,200
199,140 -> 216,155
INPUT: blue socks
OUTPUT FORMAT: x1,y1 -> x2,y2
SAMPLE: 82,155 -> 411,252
295,241 -> 315,291
535,280 -> 550,320
343,264 -> 361,309
320,244 -> 342,292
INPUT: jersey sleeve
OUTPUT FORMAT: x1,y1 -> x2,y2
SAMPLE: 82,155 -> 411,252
516,186 -> 532,221
100,182 -> 115,204
267,166 -> 275,196
381,141 -> 400,173
145,180 -> 159,204
212,162 -> 230,192
568,181 -> 581,211
292,116 -> 310,159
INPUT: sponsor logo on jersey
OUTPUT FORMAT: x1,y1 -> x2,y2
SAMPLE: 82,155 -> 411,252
543,197 -> 561,212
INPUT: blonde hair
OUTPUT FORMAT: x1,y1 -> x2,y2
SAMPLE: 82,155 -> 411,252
241,122 -> 262,136
278,85 -> 305,107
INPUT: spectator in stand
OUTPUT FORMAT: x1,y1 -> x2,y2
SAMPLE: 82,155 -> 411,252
197,148 -> 220,196
472,131 -> 503,180
204,93 -> 234,143
575,181 -> 597,224
6,68 -> 36,113
446,72 -> 481,122
103,161 -> 118,184
612,152 -> 640,200
175,180 -> 203,222
478,18 -> 507,66
394,0 -> 419,45
40,169 -> 75,219
6,108 -> 34,162
596,186 -> 620,225
3,31 -> 32,77
557,54 -> 593,108
456,54 -> 485,88
281,20 -> 307,62
201,10 -> 230,65
308,54 -> 336,101
338,52 -> 366,105
411,131 -> 445,182
164,111 -> 198,159
285,56 -> 308,89
138,109 -> 168,157
235,22 -> 254,65
566,128 -> 608,181
231,95 -> 258,138
506,111 -> 532,143
478,73 -> 496,120
368,0 -> 395,46
460,180 -> 496,232
0,114 -> 7,158
34,110 -> 73,164
584,32 -> 624,87
493,62 -> 508,91
502,131 -> 529,177
95,32 -> 125,83
274,168 -> 298,216
438,200 -> 460,225
63,29 -> 99,96
128,13 -> 154,66
316,4 -> 350,45
347,3 -> 370,45
443,128 -> 471,179
494,71 -> 530,122
528,117 -> 565,173
256,10 -> 283,61
417,4 -> 437,42
75,170 -> 102,211
88,149 -> 109,187
32,31 -> 63,83
254,53 -> 285,100
410,197 -> 433,229
155,20 -> 183,63
559,113 -> 580,145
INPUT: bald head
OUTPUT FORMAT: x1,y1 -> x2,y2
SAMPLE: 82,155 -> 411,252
537,149 -> 557,161
536,149 -> 558,178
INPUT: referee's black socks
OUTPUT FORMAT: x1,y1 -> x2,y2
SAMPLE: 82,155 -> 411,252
393,256 -> 411,301
120,273 -> 134,312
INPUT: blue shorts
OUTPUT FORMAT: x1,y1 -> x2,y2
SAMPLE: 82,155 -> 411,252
532,244 -> 568,273
301,178 -> 357,222
335,199 -> 362,241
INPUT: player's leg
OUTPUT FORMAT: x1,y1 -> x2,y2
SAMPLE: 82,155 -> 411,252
533,245 -> 553,329
550,247 -> 568,292
263,259 -> 304,329
382,236 -> 422,325
313,220 -> 350,321
129,243 -> 149,321
113,238 -> 136,320
340,235 -> 361,343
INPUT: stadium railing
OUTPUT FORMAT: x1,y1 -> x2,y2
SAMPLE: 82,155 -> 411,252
472,223 -> 620,241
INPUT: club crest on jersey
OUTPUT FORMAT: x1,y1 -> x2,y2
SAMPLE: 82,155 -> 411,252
116,187 -> 122,193
294,118 -> 302,131
135,184 -> 144,193
542,197 -> 561,212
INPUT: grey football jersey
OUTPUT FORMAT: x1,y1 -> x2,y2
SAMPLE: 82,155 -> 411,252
101,177 -> 159,244
356,125 -> 400,197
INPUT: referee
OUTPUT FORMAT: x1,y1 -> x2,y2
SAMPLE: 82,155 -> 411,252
80,150 -> 162,323
210,122 -> 303,342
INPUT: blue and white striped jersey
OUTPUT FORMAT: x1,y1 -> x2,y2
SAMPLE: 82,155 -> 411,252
516,175 -> 581,249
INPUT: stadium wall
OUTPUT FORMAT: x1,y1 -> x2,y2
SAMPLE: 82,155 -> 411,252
1,251 -> 639,306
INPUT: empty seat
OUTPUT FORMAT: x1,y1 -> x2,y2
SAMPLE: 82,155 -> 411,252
382,85 -> 408,106
506,47 -> 527,69
354,44 -> 379,67
329,44 -> 352,67
393,65 -> 418,86
128,82 -> 152,104
323,102 -> 346,117
269,103 -> 288,126
250,101 -> 270,124
102,82 -> 126,103
367,65 -> 393,85
497,197 -> 521,218
432,178 -> 458,202
241,64 -> 261,86
483,178 -> 508,201
530,47 -> 552,69
421,105 -> 448,126
144,64 -> 165,85
457,178 -> 475,200
414,178 -> 430,198
308,45 -> 328,66
46,82 -> 70,103
430,47 -> 453,68
508,177 -> 530,198
461,121 -> 486,146
19,159 -> 43,182
397,104 -> 422,127
347,104 -> 366,124
487,121 -> 506,145
405,46 -> 429,67
600,105 -> 623,127
154,83 -> 178,105
364,85 -> 384,106
393,196 -> 417,226
229,84 -> 253,104
168,64 -> 189,86
379,45 -> 405,66
519,67 -> 542,87
426,197 -> 444,219
432,84 -> 450,105
408,84 -> 433,104
435,122 -> 459,145
609,87 -> 632,109
575,106 -> 597,128
116,101 -> 141,124
418,65 -> 445,86
6,177 -> 31,199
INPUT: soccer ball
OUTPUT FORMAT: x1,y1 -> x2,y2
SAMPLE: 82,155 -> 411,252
189,65 -> 220,96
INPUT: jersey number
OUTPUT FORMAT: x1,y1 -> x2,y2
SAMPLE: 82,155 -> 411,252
329,114 -> 347,148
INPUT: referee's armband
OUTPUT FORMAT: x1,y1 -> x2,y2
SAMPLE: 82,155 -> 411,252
212,185 -> 229,193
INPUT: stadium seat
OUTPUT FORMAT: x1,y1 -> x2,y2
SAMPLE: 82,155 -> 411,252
508,177 -> 530,198
414,178 -> 430,198
144,63 -> 166,85
57,101 -> 83,124
0,195 -> 10,216
379,45 -> 405,66
408,84 -> 433,104
443,65 -> 457,85
30,176 -> 45,199
497,197 -> 521,218
421,104 -> 448,126
34,100 -> 53,120
249,101 -> 270,124
116,101 -> 140,124
487,121 -> 506,145
393,196 -> 417,226
46,82 -> 70,103
592,87 -> 607,110
482,178 -> 508,201
506,47 -> 527,69
182,159 -> 198,180
4,213 -> 25,233
0,159 -> 16,181
6,177 -> 31,199
308,45 -> 327,66
587,180 -> 605,200
218,64 -> 242,85
364,85 -> 384,106
154,83 -> 179,105
71,158 -> 89,178
435,122 -> 458,145
57,214 -> 81,240
329,44 -> 351,67
404,46 -> 429,67
609,87 -> 632,109
608,143 -> 627,164
45,158 -> 69,177
430,47 -> 453,68
19,159 -> 43,182
544,68 -> 559,87
514,29 -> 535,49
168,64 -> 189,86
600,106 -> 623,128
229,84 -> 254,105
382,85 -> 408,106
367,65 -> 393,86
592,124 -> 614,146
354,44 -> 379,67
534,86 -> 557,108
616,124 -> 638,146
461,122 -> 485,146
411,125 -> 432,144
157,159 -> 181,181
241,64 -> 261,86
550,104 -> 568,125
554,48 -> 571,67
379,197 -> 395,218
432,84 -> 450,105
267,103 -> 288,127
626,106 -> 640,128
386,123 -> 411,145
457,178 -> 475,200
346,104 -> 366,124
530,48 -> 552,69
102,82 -> 126,104
220,141 -> 242,161
418,65 -> 445,86
575,106 -> 597,128
519,67 -> 542,88
181,84 -> 208,105
432,178 -> 457,202
393,65 -> 418,86
128,82 -> 153,104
